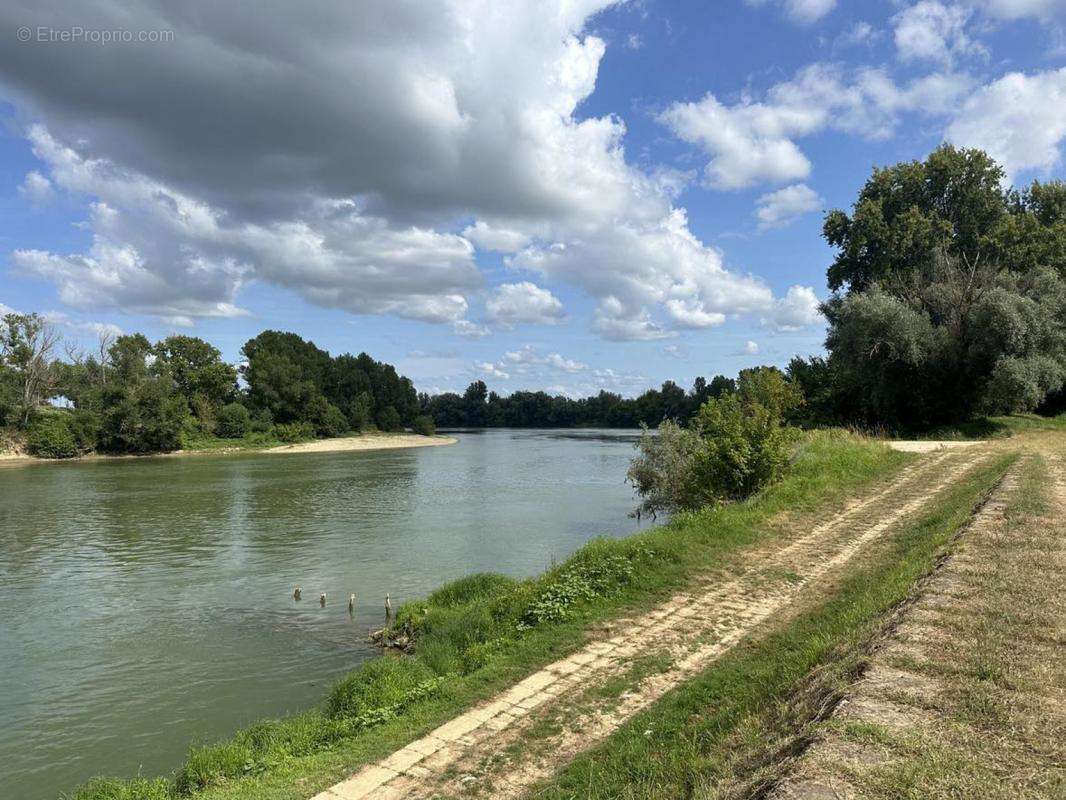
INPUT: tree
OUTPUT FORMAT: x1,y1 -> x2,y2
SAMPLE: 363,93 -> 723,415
1,312 -> 60,426
817,147 -> 1066,428
152,335 -> 237,412
216,402 -> 251,438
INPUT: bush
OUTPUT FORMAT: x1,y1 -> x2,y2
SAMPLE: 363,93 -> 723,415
626,421 -> 707,519
305,395 -> 348,438
411,414 -> 436,436
26,412 -> 79,458
215,402 -> 251,438
272,421 -> 315,443
628,369 -> 801,516
377,405 -> 403,432
97,379 -> 188,454
689,393 -> 794,501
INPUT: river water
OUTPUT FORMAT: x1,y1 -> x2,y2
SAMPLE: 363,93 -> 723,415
0,429 -> 641,800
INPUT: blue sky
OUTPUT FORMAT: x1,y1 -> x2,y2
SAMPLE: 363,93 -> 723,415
1,1 -> 1064,396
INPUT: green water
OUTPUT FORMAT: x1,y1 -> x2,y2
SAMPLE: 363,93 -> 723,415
0,429 -> 641,799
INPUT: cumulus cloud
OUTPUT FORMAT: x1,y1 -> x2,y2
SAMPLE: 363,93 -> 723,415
747,0 -> 838,24
0,0 -> 821,341
485,281 -> 566,327
741,340 -> 760,355
462,220 -> 533,253
755,183 -> 823,230
893,2 -> 981,64
660,64 -> 973,189
19,170 -> 54,206
764,285 -> 823,331
946,68 -> 1066,177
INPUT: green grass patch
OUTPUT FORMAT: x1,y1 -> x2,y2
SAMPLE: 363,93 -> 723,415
65,430 -> 911,800
523,452 -> 1016,800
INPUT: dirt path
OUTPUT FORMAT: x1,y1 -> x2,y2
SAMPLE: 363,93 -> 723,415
308,447 -> 996,800
769,442 -> 1065,799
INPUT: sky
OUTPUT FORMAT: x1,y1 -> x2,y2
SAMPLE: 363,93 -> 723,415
1,1 -> 1064,398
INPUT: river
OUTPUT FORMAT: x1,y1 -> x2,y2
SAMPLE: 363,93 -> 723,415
0,429 -> 641,800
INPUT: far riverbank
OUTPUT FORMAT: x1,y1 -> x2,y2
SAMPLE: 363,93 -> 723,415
0,432 -> 456,465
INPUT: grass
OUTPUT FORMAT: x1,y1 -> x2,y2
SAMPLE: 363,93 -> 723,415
522,451 -> 1017,799
65,430 -> 912,800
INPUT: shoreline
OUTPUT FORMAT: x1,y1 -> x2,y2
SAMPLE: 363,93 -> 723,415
0,432 -> 457,465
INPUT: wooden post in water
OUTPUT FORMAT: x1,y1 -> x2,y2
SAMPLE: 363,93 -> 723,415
348,593 -> 356,614
319,592 -> 327,607
384,593 -> 392,620
293,587 -> 302,601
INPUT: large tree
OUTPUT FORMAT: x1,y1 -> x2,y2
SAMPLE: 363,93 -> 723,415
815,145 -> 1066,428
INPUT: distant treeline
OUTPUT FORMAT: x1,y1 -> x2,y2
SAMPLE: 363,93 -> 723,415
419,376 -> 737,429
0,324 -> 430,457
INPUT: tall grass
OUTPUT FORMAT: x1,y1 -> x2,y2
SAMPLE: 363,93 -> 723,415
68,430 -> 908,800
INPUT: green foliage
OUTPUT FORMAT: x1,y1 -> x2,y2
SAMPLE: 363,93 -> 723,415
305,395 -> 349,438
689,393 -> 795,502
347,390 -> 374,431
626,421 -> 708,518
70,776 -> 173,800
518,544 -> 657,629
26,411 -> 79,458
628,368 -> 801,516
97,378 -> 189,454
376,405 -> 402,432
271,421 -> 315,443
411,414 -> 436,436
152,336 -> 237,417
326,658 -> 436,718
215,402 -> 251,438
0,364 -> 23,425
816,146 -> 1066,429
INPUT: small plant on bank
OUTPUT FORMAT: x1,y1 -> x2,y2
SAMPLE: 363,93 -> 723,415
270,421 -> 315,443
412,414 -> 436,436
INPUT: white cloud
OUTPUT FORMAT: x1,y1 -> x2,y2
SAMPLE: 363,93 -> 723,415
476,361 -> 511,380
741,340 -> 760,355
946,68 -> 1066,177
837,21 -> 879,47
485,281 -> 566,327
755,183 -> 823,230
980,0 -> 1065,20
764,285 -> 823,331
19,170 -> 54,206
747,0 -> 838,24
452,319 -> 490,338
893,2 -> 981,64
660,64 -> 973,189
462,220 -> 533,253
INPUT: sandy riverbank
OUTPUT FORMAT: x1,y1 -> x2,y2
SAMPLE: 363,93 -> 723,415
0,433 -> 457,465
265,434 -> 457,454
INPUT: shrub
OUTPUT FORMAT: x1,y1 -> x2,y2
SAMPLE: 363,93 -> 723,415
305,396 -> 348,438
689,393 -> 794,501
626,421 -> 707,519
411,414 -> 436,436
215,402 -> 251,438
628,368 -> 802,516
26,411 -> 79,458
272,421 -> 315,443
377,405 -> 403,432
